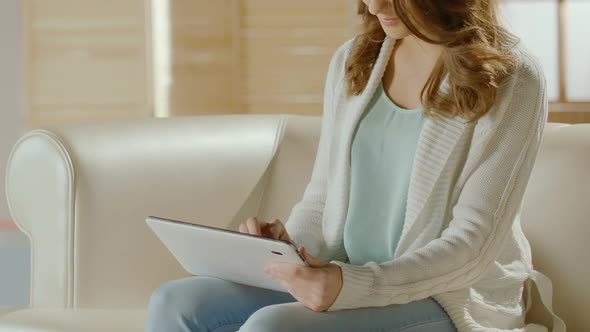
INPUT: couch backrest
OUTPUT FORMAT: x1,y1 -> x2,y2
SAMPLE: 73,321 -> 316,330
520,122 -> 590,330
7,113 -> 587,328
6,115 -> 291,308
253,116 -> 322,224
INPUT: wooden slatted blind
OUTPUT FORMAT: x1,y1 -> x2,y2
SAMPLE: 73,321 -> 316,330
167,0 -> 355,117
24,1 -> 587,125
167,0 -> 238,116
24,0 -> 153,128
240,0 -> 354,115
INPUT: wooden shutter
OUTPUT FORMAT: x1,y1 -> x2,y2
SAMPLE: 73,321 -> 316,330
167,0 -> 355,117
23,0 -> 153,128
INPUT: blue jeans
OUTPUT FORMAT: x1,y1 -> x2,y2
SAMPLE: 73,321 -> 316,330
146,276 -> 456,332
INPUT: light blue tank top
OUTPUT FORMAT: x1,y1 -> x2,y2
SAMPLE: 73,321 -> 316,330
344,82 -> 426,265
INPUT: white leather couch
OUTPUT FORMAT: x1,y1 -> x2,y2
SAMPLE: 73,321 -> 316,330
1,114 -> 588,331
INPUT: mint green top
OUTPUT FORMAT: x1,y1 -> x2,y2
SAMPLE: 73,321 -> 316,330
343,82 -> 426,265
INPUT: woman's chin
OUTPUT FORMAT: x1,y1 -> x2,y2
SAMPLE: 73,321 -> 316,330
382,26 -> 412,39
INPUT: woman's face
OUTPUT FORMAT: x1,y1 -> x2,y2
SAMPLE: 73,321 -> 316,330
361,0 -> 412,39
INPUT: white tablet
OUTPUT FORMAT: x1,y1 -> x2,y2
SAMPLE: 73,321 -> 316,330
146,216 -> 309,293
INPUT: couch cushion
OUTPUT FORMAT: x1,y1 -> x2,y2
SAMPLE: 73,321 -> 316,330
0,308 -> 146,332
521,122 -> 590,330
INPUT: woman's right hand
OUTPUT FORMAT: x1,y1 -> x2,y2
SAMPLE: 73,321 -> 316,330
238,216 -> 293,243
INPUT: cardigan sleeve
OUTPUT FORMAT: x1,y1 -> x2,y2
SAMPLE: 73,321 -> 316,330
284,40 -> 350,258
327,51 -> 548,311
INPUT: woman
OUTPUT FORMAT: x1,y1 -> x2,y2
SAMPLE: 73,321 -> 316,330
147,1 -> 564,331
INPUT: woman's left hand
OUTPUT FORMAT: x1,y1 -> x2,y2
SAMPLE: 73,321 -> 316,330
264,246 -> 343,312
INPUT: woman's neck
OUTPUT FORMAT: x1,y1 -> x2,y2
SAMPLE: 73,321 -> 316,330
381,36 -> 444,110
394,36 -> 443,73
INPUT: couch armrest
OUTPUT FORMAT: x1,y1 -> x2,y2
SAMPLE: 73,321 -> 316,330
5,114 -> 286,308
0,307 -> 26,318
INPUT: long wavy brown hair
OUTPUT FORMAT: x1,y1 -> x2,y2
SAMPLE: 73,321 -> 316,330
346,0 -> 518,122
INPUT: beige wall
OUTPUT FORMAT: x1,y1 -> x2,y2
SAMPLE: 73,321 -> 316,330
0,0 -> 24,221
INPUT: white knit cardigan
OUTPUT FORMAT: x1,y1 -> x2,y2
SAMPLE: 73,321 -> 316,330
285,36 -> 565,332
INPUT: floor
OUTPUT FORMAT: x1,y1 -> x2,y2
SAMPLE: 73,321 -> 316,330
0,226 -> 30,306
